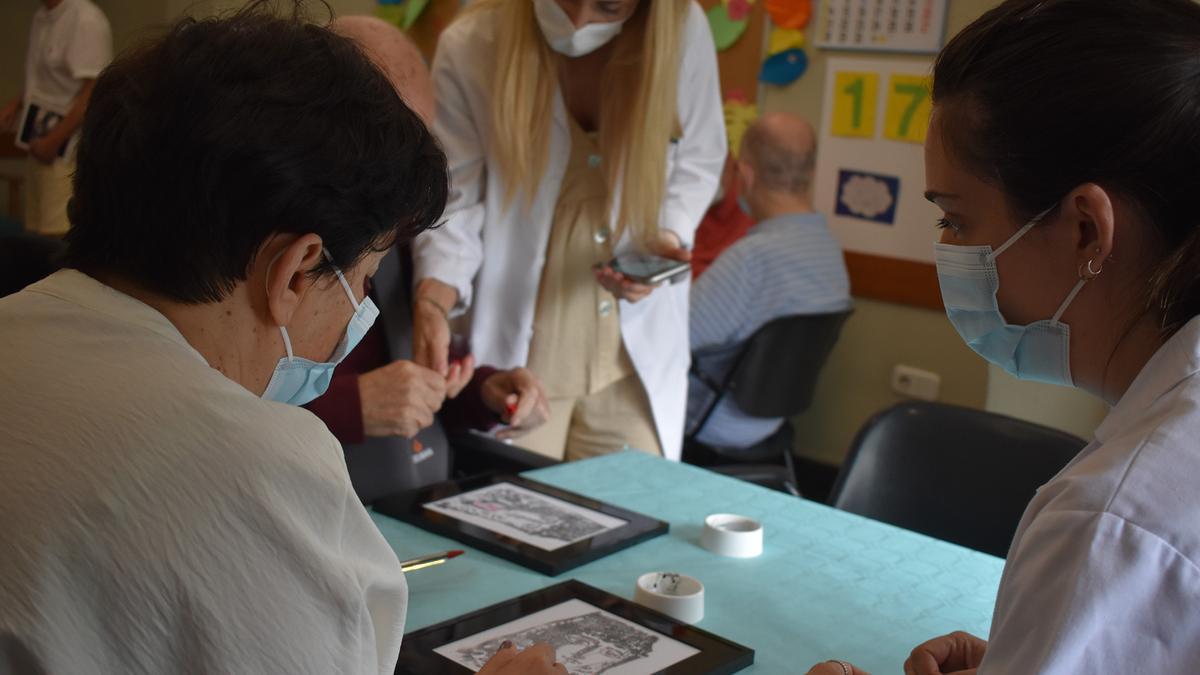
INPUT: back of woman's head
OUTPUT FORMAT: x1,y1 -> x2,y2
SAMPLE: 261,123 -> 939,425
933,0 -> 1200,333
67,0 -> 448,304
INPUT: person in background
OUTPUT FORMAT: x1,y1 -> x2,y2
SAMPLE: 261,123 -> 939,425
0,4 -> 557,673
411,0 -> 726,462
686,112 -> 850,450
0,0 -> 111,236
690,154 -> 754,279
305,16 -> 549,502
808,1 -> 1200,673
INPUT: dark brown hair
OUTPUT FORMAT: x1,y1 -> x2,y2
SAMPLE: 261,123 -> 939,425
933,0 -> 1200,333
66,1 -> 448,303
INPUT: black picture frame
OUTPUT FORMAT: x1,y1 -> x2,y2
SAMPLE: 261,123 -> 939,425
373,473 -> 669,576
395,580 -> 754,675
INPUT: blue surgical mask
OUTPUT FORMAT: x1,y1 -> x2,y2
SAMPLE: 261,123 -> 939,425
934,206 -> 1088,387
737,196 -> 752,217
261,253 -> 379,405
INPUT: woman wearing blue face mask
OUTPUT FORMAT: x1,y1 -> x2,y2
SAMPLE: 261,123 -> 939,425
804,1 -> 1200,674
0,6 -> 561,675
411,0 -> 726,462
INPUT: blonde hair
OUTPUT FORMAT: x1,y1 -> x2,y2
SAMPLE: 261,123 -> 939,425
460,0 -> 688,247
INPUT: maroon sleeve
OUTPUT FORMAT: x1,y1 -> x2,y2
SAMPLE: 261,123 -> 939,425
304,372 -> 366,445
440,365 -> 501,433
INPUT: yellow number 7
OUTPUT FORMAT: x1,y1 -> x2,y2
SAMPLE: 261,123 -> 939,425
884,74 -> 932,144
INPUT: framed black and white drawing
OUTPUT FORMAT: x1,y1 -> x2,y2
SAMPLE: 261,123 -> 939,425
395,580 -> 754,675
15,98 -> 77,159
373,474 -> 668,575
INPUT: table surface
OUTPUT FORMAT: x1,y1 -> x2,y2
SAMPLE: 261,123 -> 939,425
371,451 -> 1004,673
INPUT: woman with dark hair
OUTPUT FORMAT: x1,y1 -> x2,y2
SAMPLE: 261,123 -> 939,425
0,4 -> 559,674
808,1 -> 1200,673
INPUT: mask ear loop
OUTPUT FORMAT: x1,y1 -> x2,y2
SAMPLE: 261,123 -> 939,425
278,326 -> 296,362
987,205 -> 1057,262
1053,253 -> 1105,323
263,249 -> 298,364
270,248 -> 359,365
324,250 -> 365,312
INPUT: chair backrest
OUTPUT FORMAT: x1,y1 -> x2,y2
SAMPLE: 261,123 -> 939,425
830,401 -> 1088,557
727,310 -> 852,418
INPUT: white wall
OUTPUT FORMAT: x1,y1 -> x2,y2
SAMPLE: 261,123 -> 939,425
985,365 -> 1108,441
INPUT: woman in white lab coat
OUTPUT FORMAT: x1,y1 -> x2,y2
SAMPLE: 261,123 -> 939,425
411,0 -> 725,461
807,1 -> 1200,674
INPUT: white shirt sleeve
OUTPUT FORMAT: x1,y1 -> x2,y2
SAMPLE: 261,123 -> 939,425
660,2 -> 727,247
413,24 -> 487,312
980,510 -> 1200,674
65,7 -> 113,81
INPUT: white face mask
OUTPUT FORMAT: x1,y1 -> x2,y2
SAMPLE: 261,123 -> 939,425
532,0 -> 627,57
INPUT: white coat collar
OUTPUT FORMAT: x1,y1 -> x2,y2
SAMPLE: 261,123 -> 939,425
1094,315 -> 1200,443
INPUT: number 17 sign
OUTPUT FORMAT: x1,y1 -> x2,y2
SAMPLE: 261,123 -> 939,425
831,70 -> 931,144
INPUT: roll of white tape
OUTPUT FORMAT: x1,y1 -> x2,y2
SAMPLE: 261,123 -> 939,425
633,572 -> 705,624
700,513 -> 763,558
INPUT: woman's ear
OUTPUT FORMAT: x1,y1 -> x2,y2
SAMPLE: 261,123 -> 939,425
262,233 -> 325,328
1065,183 -> 1116,276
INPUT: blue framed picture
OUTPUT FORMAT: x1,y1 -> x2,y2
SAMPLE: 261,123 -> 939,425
835,169 -> 900,225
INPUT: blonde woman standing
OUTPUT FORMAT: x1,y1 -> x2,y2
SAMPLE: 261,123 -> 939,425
412,0 -> 725,461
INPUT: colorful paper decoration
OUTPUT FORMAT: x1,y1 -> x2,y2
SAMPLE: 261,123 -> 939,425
766,0 -> 812,30
758,48 -> 808,85
883,74 -> 932,144
374,0 -> 429,30
403,0 -> 430,28
374,3 -> 406,27
726,0 -> 752,21
707,4 -> 749,51
830,71 -> 879,138
722,0 -> 758,16
723,98 -> 759,158
767,27 -> 805,55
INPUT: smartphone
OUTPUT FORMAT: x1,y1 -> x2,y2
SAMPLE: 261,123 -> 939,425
608,254 -> 691,285
448,334 -> 471,364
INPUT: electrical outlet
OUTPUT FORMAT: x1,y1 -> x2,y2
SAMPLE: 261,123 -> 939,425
891,364 -> 941,401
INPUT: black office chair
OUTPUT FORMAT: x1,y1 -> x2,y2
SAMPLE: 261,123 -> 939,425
684,310 -> 852,495
829,401 -> 1088,558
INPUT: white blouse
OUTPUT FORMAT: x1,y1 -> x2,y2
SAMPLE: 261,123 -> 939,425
0,270 -> 406,674
980,316 -> 1200,672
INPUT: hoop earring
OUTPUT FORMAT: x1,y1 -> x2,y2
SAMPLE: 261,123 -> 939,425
1078,257 -> 1104,280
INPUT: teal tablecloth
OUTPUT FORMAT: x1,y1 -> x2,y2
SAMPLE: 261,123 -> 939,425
371,451 -> 1004,673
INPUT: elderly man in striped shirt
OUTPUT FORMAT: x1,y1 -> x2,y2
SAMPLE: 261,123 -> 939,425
686,113 -> 851,450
